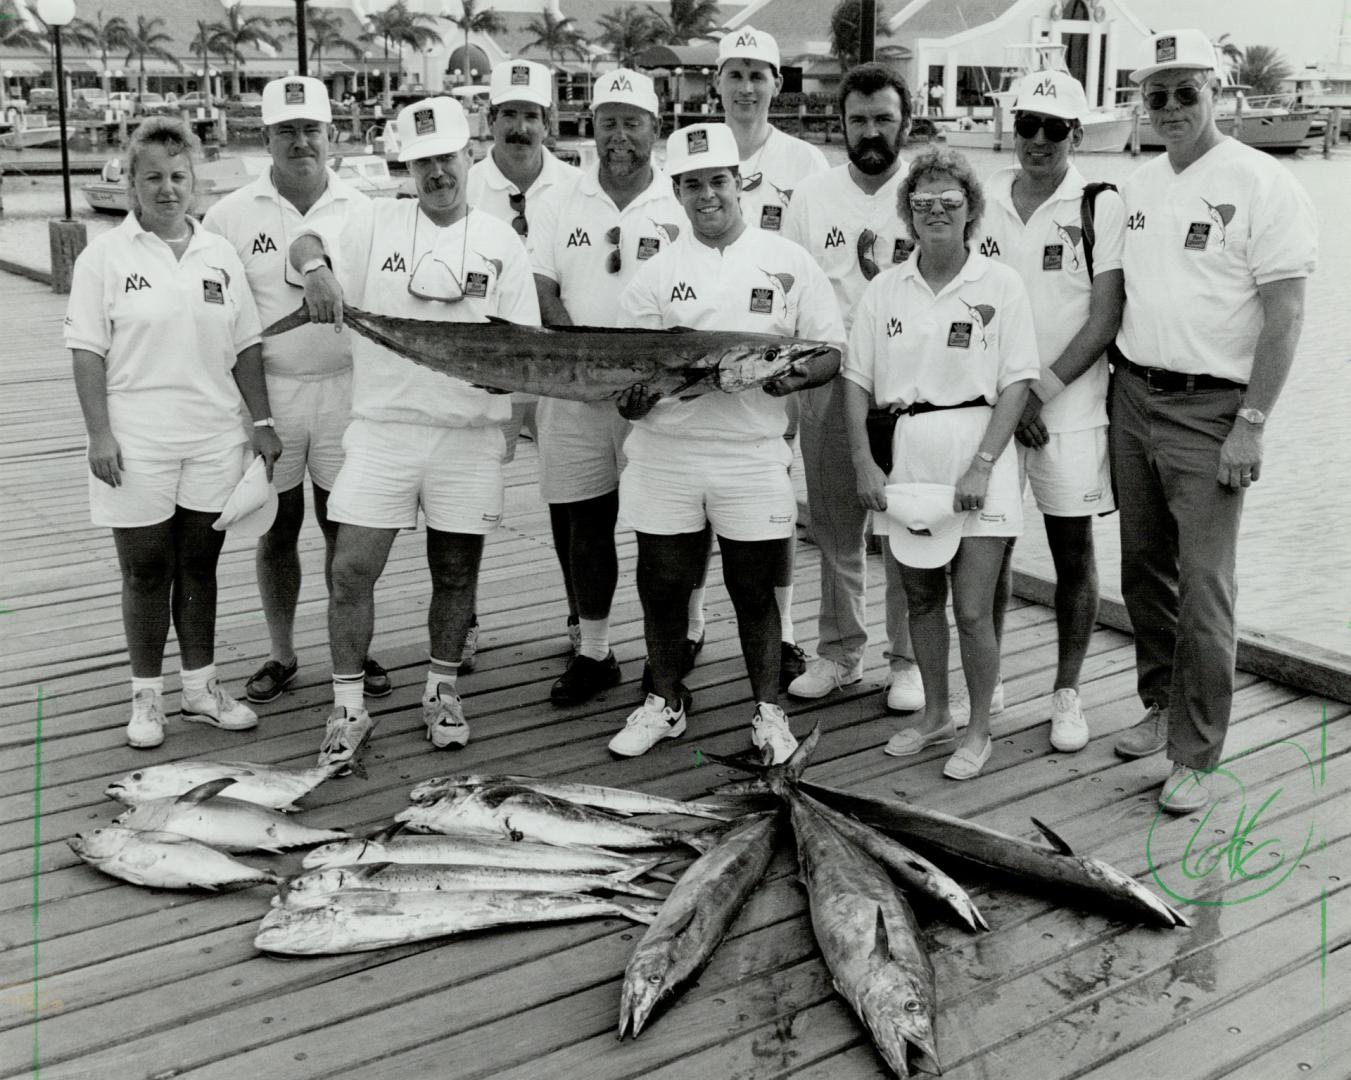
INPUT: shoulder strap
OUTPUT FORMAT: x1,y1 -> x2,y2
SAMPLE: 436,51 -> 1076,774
1079,181 -> 1118,282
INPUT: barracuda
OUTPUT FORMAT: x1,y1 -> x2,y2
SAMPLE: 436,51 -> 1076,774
408,774 -> 736,821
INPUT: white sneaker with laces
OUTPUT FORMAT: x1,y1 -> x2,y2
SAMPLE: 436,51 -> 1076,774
317,706 -> 377,770
787,656 -> 863,700
885,663 -> 926,713
609,694 -> 687,757
750,703 -> 798,765
126,690 -> 165,749
423,684 -> 470,749
1049,688 -> 1089,752
951,677 -> 1004,730
182,678 -> 258,731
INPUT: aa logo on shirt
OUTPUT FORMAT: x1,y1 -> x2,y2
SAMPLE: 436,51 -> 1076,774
124,273 -> 151,292
637,236 -> 661,260
1184,222 -> 1212,251
760,205 -> 783,230
251,233 -> 278,255
465,272 -> 489,298
202,279 -> 224,305
979,236 -> 1001,257
749,287 -> 774,314
886,317 -> 904,338
1201,197 -> 1236,249
824,226 -> 847,249
670,282 -> 697,302
566,228 -> 591,247
1126,211 -> 1146,231
381,252 -> 408,273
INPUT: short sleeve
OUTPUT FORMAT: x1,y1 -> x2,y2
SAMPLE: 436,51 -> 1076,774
331,200 -> 377,307
782,182 -> 810,250
841,281 -> 880,396
1248,169 -> 1318,285
617,259 -> 665,330
495,224 -> 542,327
226,246 -> 263,354
1089,188 -> 1126,276
64,245 -> 111,356
529,183 -> 566,282
791,252 -> 845,348
994,273 -> 1041,392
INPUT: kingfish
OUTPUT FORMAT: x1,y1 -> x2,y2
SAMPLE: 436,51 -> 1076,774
106,759 -> 344,812
408,774 -> 735,821
262,304 -> 839,402
618,812 -> 778,1039
394,784 -> 717,854
113,778 -> 351,853
68,827 -> 280,891
254,889 -> 660,955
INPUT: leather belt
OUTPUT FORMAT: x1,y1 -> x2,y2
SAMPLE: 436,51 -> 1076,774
898,396 -> 990,417
1108,344 -> 1246,393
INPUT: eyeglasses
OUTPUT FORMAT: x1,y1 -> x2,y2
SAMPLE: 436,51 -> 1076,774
508,191 -> 527,237
908,189 -> 967,214
606,224 -> 622,274
857,228 -> 880,281
1013,114 -> 1073,142
405,211 -> 469,303
741,171 -> 763,192
1144,85 -> 1205,110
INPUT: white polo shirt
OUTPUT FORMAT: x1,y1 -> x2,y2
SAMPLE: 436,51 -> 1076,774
466,145 -> 579,258
1116,137 -> 1317,383
322,199 -> 541,427
783,161 -> 911,332
64,214 -> 260,461
736,126 -> 829,234
531,164 -> 685,326
203,167 -> 369,380
618,226 -> 844,442
842,250 -> 1040,409
981,164 -> 1124,432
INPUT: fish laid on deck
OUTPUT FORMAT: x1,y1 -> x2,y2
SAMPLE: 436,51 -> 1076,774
105,759 -> 344,812
408,773 -> 736,821
68,827 -> 281,891
262,304 -> 840,403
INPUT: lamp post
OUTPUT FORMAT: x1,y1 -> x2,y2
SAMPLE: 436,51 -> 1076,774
37,0 -> 84,293
294,0 -> 308,77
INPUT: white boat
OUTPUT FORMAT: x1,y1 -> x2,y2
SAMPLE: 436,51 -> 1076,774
0,112 -> 65,149
1132,86 -> 1315,152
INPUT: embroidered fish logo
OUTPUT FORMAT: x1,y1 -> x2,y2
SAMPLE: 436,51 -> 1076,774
1053,222 -> 1083,270
478,255 -> 503,279
960,299 -> 997,349
653,221 -> 682,244
767,180 -> 794,207
1201,198 -> 1236,249
206,265 -> 231,289
762,270 -> 795,296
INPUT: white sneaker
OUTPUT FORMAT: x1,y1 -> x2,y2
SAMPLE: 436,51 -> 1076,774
126,690 -> 165,749
951,677 -> 1004,730
423,684 -> 470,749
787,656 -> 863,700
750,703 -> 798,765
1049,688 -> 1089,752
182,678 -> 258,731
318,706 -> 377,770
609,694 -> 687,757
884,663 -> 925,713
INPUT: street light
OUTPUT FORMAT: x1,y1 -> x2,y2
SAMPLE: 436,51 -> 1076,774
36,0 -> 75,221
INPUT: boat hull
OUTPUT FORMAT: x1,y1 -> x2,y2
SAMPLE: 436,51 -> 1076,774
1137,112 -> 1315,152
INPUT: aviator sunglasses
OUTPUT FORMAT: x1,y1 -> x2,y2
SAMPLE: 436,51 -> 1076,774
508,191 -> 527,237
908,189 -> 967,214
1144,85 -> 1205,110
1013,114 -> 1073,142
605,225 -> 622,274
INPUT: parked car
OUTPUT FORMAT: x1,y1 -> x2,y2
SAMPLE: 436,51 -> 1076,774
172,93 -> 214,110
73,88 -> 110,109
229,93 -> 264,111
27,88 -> 58,109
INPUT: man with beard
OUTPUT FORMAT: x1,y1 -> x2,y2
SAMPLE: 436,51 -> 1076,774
530,70 -> 685,706
782,63 -> 926,717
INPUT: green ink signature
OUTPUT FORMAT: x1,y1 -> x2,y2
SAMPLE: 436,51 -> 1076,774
693,748 -> 704,768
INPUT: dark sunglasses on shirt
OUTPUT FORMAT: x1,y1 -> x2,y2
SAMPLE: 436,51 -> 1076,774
605,224 -> 621,274
1013,114 -> 1074,142
508,191 -> 527,237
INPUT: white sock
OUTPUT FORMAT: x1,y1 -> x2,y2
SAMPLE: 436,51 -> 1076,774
131,676 -> 164,699
686,587 -> 706,641
332,673 -> 364,712
578,616 -> 610,661
775,585 -> 795,643
181,664 -> 214,695
426,670 -> 457,700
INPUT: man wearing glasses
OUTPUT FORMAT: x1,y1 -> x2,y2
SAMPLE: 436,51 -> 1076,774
288,96 -> 541,769
1111,30 -> 1316,812
978,69 -> 1126,756
530,70 -> 684,707
780,63 -> 924,716
203,77 -> 388,710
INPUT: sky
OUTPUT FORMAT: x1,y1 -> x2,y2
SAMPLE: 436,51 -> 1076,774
1122,0 -> 1351,69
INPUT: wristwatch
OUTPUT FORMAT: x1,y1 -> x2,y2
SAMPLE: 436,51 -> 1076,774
253,417 -> 276,428
299,256 -> 329,276
973,450 -> 996,467
1236,406 -> 1266,426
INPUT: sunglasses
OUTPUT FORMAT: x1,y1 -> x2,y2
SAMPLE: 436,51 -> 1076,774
407,252 -> 467,303
1144,85 -> 1205,110
857,228 -> 880,281
1013,114 -> 1073,142
606,224 -> 622,274
508,191 -> 527,237
908,189 -> 967,214
741,171 -> 763,192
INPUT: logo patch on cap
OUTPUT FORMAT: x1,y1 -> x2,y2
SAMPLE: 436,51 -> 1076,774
511,65 -> 530,86
687,129 -> 709,154
1156,35 -> 1177,62
611,75 -> 633,93
1032,77 -> 1057,98
284,81 -> 305,105
736,32 -> 757,47
414,108 -> 436,135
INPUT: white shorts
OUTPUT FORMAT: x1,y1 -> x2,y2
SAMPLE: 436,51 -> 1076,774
536,397 -> 630,504
88,443 -> 246,529
890,406 -> 1022,538
619,427 -> 796,541
327,418 -> 505,534
265,370 -> 353,494
1018,426 -> 1115,517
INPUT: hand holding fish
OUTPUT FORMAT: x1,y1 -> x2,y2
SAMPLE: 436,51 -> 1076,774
302,265 -> 345,334
616,383 -> 663,420
1014,395 -> 1049,448
1217,421 -> 1263,489
762,360 -> 813,397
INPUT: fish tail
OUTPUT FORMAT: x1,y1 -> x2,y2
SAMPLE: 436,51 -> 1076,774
618,901 -> 661,925
262,303 -> 312,338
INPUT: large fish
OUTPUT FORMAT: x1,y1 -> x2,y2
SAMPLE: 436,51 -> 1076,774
254,889 -> 659,955
408,774 -> 735,821
68,827 -> 280,891
395,784 -> 717,854
113,778 -> 351,853
618,812 -> 778,1039
262,304 -> 839,402
106,759 -> 343,812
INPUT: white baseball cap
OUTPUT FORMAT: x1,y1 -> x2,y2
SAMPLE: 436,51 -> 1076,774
881,483 -> 966,569
1010,69 -> 1089,121
213,451 -> 278,540
396,97 -> 470,162
718,26 -> 780,72
490,59 -> 553,108
665,123 -> 740,177
1131,29 -> 1217,84
261,76 -> 331,125
592,69 -> 659,117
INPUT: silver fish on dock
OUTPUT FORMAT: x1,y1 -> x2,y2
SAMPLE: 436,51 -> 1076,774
68,827 -> 280,891
254,888 -> 660,955
113,778 -> 351,853
618,812 -> 778,1039
408,774 -> 736,821
262,303 -> 839,402
105,759 -> 344,812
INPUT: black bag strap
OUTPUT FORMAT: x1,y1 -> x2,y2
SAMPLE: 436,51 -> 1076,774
1079,181 -> 1117,282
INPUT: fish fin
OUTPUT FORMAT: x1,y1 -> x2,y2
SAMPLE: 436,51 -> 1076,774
368,821 -> 406,841
870,905 -> 894,963
469,383 -> 513,395
474,783 -> 539,809
781,723 -> 821,784
262,303 -> 312,338
643,867 -> 678,884
697,749 -> 771,774
176,777 -> 238,804
682,828 -> 719,855
620,901 -> 662,925
1031,817 -> 1075,856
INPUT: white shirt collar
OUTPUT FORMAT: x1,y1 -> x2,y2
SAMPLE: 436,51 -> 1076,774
480,145 -> 566,194
247,165 -> 355,208
988,161 -> 1089,212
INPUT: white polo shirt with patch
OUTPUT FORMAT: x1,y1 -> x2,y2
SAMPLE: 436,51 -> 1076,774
64,214 -> 260,461
1116,137 -> 1317,383
618,227 -> 844,442
467,146 -> 579,258
203,167 -> 369,380
980,163 -> 1124,432
736,125 -> 829,234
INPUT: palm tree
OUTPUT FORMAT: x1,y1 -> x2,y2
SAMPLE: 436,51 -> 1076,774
596,5 -> 661,69
201,3 -> 279,99
524,9 -> 587,69
279,3 -> 364,78
828,0 -> 901,69
441,0 -> 506,87
647,0 -> 720,45
68,9 -> 132,98
124,15 -> 181,99
33,4 -> 96,98
0,0 -> 45,50
1215,34 -> 1243,77
1237,44 -> 1293,96
365,0 -> 442,107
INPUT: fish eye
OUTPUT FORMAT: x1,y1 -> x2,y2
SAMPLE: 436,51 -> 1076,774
764,348 -> 778,362
904,998 -> 922,1013
130,772 -> 141,780
647,974 -> 662,984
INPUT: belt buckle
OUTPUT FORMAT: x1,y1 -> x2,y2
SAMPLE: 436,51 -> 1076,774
1143,366 -> 1162,392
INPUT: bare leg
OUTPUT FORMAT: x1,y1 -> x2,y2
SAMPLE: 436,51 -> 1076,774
636,530 -> 708,704
1044,514 -> 1099,689
898,561 -> 952,733
426,529 -> 485,666
170,507 -> 227,671
112,520 -> 175,678
949,537 -> 1011,754
329,524 -> 398,675
719,536 -> 789,705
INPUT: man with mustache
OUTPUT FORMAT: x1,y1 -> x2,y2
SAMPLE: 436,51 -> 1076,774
203,77 -> 389,709
781,63 -> 925,719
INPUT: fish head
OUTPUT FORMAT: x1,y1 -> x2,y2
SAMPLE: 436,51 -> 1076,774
301,839 -> 367,869
618,948 -> 673,1038
105,767 -> 184,804
714,339 -> 839,394
860,976 -> 941,1076
68,826 -> 136,862
277,867 -> 354,907
254,904 -> 343,955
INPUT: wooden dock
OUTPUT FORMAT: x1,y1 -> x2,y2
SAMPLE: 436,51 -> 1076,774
1,272 -> 1346,1079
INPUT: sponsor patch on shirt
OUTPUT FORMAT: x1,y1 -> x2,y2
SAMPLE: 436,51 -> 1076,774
749,287 -> 774,314
202,279 -> 224,305
893,238 -> 914,263
637,236 -> 661,260
464,272 -> 489,298
1184,222 -> 1212,250
947,322 -> 973,349
1043,244 -> 1064,271
759,205 -> 783,230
